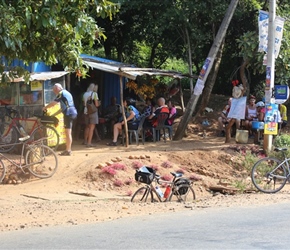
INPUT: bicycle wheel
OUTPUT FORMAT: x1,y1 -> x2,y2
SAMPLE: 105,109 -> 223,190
131,186 -> 153,202
25,144 -> 58,178
0,123 -> 18,153
251,157 -> 287,193
169,184 -> 196,202
0,159 -> 6,183
30,125 -> 59,151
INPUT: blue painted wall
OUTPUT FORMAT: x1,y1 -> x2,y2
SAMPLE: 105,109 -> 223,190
1,57 -> 51,72
102,72 -> 127,108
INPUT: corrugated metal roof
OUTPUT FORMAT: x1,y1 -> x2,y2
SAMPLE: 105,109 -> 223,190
81,54 -> 193,80
30,71 -> 69,81
3,71 -> 69,82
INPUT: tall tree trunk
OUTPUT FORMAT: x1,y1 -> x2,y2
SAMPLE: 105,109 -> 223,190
240,59 -> 249,97
196,38 -> 225,118
173,0 -> 239,141
185,27 -> 194,94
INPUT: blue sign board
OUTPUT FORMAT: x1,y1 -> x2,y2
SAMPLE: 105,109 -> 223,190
274,85 -> 289,104
275,85 -> 288,99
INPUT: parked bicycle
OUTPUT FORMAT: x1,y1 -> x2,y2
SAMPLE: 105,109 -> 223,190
131,166 -> 196,202
0,106 -> 59,153
251,147 -> 290,193
0,137 -> 58,183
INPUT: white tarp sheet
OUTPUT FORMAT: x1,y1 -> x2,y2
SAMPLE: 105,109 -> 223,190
3,71 -> 69,82
83,59 -> 188,80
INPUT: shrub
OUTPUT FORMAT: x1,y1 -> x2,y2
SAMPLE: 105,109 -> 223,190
101,166 -> 117,176
274,134 -> 290,148
113,179 -> 123,187
111,163 -> 126,171
161,161 -> 173,168
126,190 -> 133,196
189,173 -> 202,181
241,152 -> 260,172
232,179 -> 248,193
150,164 -> 159,171
124,179 -> 133,185
161,174 -> 172,181
132,161 -> 143,169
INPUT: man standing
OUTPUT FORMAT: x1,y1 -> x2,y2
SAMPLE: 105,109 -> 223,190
279,104 -> 287,129
43,83 -> 76,156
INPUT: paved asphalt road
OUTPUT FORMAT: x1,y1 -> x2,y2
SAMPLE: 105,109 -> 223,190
1,202 -> 290,249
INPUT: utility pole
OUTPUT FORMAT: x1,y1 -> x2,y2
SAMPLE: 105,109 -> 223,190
173,0 -> 239,140
263,0 -> 276,152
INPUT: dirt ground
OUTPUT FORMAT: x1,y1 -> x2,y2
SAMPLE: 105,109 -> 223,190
1,94 -> 290,232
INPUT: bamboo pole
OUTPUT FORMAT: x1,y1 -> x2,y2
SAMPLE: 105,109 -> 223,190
119,76 -> 128,147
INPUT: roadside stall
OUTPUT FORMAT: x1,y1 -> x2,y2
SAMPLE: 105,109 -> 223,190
81,54 -> 192,146
0,71 -> 69,146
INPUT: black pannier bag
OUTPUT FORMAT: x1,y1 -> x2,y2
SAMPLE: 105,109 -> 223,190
173,178 -> 191,195
134,166 -> 156,184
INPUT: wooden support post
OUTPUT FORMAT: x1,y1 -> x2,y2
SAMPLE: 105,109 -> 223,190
119,76 -> 128,147
178,78 -> 185,112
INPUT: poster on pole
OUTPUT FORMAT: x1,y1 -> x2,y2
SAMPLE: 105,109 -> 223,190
258,10 -> 285,58
264,103 -> 279,135
265,66 -> 271,89
193,57 -> 213,95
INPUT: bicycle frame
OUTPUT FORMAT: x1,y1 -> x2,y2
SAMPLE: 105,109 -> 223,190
2,105 -> 59,135
149,173 -> 189,202
2,117 -> 39,137
0,138 -> 46,173
1,106 -> 59,149
150,180 -> 171,202
270,157 -> 290,180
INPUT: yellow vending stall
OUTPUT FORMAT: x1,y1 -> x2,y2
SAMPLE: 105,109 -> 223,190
44,81 -> 66,147
46,103 -> 66,146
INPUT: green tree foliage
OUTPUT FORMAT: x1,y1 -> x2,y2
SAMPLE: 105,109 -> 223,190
236,2 -> 290,80
100,0 -> 230,69
0,0 -> 119,77
100,0 -> 290,100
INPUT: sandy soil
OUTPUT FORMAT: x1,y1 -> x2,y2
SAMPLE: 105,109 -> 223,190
1,93 -> 290,232
1,128 -> 290,232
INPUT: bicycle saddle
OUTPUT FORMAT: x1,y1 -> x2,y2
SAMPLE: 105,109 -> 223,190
274,148 -> 288,152
171,172 -> 183,178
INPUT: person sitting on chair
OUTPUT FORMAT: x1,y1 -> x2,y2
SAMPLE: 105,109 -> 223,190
144,97 -> 169,128
165,99 -> 176,126
143,97 -> 169,141
141,97 -> 156,118
244,95 -> 258,136
103,96 -> 122,135
253,101 -> 265,143
107,98 -> 140,146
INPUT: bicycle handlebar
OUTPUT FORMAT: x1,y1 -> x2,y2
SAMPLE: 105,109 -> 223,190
33,112 -> 59,126
2,106 -> 58,126
33,110 -> 49,118
4,105 -> 20,118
